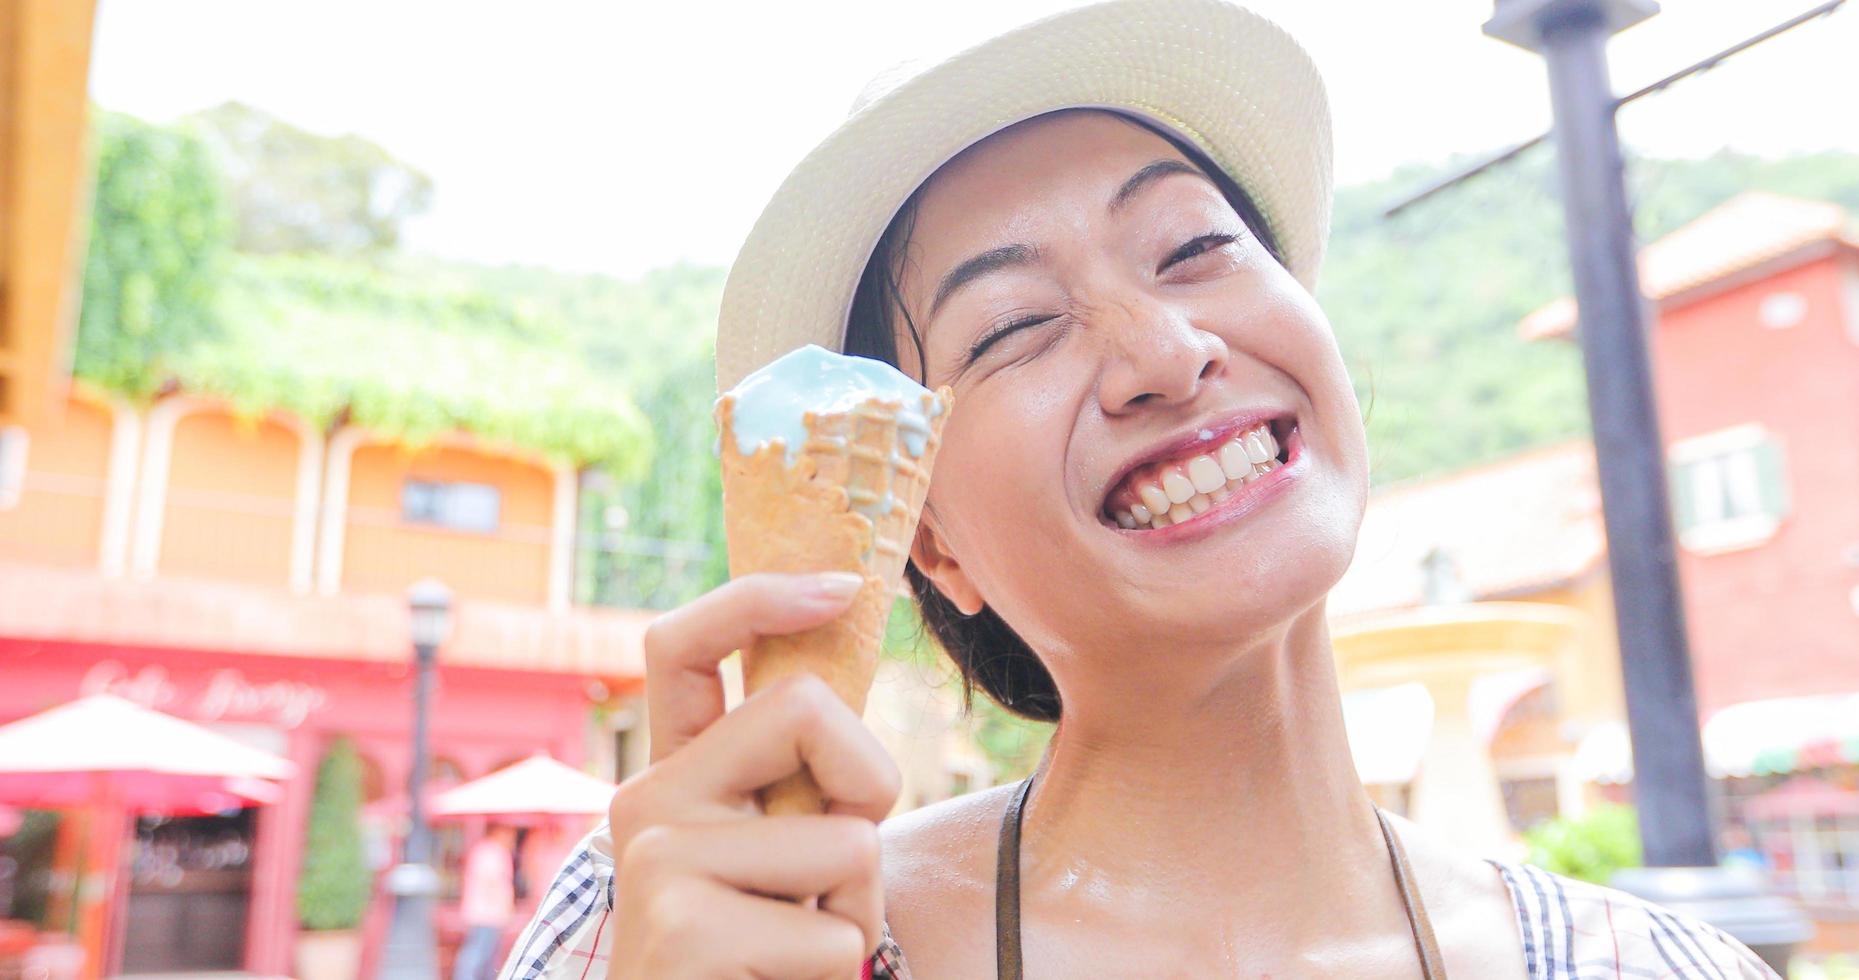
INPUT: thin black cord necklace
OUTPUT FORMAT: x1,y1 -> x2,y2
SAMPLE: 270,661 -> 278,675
992,775 -> 1449,979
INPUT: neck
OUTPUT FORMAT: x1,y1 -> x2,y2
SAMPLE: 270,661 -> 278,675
1019,604 -> 1388,924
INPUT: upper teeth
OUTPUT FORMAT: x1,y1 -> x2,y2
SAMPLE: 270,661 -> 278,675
1110,423 -> 1283,531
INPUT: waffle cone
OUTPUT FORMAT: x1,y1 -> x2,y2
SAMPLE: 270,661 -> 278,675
716,389 -> 952,815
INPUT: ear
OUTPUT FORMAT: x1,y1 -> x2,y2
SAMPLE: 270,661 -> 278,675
909,514 -> 985,616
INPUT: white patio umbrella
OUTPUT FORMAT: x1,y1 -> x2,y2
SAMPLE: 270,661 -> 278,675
0,693 -> 296,977
0,693 -> 294,812
432,754 -> 615,819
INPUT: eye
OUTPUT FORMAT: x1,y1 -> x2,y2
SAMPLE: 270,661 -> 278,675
1162,232 -> 1241,271
965,312 -> 1057,365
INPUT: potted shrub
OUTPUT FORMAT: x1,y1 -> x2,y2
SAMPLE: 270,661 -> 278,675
295,738 -> 371,980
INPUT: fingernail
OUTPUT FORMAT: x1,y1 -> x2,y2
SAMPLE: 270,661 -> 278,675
806,572 -> 864,600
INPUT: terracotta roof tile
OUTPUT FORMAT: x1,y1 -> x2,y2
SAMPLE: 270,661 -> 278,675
1329,441 -> 1605,618
1520,192 -> 1855,340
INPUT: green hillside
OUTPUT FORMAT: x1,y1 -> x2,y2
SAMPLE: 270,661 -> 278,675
1321,149 -> 1859,485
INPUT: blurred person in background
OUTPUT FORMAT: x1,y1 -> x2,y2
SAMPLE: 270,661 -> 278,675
455,823 -> 517,980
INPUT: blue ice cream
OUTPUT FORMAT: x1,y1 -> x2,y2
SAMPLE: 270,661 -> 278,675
723,344 -> 943,465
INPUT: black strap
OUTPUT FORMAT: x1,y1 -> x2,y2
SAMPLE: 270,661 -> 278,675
1376,804 -> 1449,978
994,777 -> 1447,979
994,775 -> 1034,980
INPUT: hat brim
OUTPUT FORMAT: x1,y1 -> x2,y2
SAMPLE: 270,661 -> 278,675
716,0 -> 1333,394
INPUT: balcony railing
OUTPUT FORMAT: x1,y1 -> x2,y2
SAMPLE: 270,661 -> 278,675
576,531 -> 720,611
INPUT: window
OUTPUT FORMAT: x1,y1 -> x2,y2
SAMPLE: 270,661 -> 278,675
401,480 -> 500,533
0,427 -> 26,510
1669,425 -> 1788,554
1500,776 -> 1562,832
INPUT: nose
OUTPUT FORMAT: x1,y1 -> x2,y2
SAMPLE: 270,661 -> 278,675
1095,297 -> 1228,416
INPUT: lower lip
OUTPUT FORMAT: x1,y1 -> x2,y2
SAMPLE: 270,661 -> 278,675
1111,426 -> 1306,543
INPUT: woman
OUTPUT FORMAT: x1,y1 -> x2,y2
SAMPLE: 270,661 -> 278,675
506,2 -> 1776,977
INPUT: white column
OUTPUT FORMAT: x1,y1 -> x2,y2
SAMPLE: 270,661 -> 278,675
130,398 -> 195,578
1555,753 -> 1588,821
288,425 -> 325,594
1407,671 -> 1520,860
0,427 -> 27,509
97,398 -> 142,576
547,460 -> 578,613
315,427 -> 368,596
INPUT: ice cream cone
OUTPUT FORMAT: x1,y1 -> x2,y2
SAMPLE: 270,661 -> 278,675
716,386 -> 952,815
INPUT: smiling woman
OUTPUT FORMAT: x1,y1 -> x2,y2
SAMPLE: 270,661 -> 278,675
503,2 -> 1777,979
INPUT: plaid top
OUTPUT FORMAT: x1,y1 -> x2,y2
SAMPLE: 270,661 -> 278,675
500,825 -> 1777,980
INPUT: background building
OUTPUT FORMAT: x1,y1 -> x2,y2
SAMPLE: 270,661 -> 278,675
1332,193 -> 1859,950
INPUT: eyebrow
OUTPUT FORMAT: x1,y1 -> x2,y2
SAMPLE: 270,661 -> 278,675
924,158 -> 1213,321
1108,158 -> 1209,212
927,242 -> 1040,321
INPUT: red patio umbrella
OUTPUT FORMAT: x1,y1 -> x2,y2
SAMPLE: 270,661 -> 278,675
0,694 -> 295,979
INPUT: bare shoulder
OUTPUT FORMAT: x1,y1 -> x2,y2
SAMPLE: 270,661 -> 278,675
878,783 -> 1019,979
1383,814 -> 1532,980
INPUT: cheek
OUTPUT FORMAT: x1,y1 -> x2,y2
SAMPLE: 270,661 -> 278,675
924,384 -> 1076,576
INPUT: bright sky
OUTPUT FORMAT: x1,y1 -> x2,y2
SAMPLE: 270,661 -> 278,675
90,0 -> 1857,276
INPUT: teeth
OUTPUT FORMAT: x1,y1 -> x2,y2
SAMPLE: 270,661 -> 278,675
1187,455 -> 1225,494
1219,442 -> 1251,481
1244,431 -> 1272,465
1138,484 -> 1172,517
1112,422 -> 1292,531
1162,470 -> 1195,504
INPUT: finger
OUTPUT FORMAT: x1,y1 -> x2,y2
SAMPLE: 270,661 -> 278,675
620,816 -> 884,955
645,572 -> 863,762
695,881 -> 869,980
667,674 -> 901,823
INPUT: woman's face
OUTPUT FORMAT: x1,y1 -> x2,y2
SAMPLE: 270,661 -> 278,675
895,110 -> 1368,672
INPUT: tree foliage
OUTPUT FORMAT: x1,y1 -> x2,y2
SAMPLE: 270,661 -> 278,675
1320,148 -> 1859,485
188,101 -> 433,254
75,110 -> 231,396
297,737 -> 370,931
190,252 -> 653,474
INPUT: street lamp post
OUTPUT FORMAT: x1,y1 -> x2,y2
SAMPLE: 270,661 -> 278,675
380,579 -> 454,979
1483,0 -> 1809,965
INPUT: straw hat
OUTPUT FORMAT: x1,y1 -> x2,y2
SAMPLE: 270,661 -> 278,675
715,0 -> 1333,394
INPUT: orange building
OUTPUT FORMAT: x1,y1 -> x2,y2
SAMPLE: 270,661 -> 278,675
0,15 -> 656,974
0,387 -> 656,977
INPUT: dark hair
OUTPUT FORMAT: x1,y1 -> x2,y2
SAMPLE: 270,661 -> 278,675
841,110 -> 1284,724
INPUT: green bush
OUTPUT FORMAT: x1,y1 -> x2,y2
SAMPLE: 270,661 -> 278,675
1523,804 -> 1643,885
297,738 -> 371,931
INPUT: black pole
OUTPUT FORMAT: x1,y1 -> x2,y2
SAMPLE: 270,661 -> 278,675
1481,5 -> 1813,964
406,639 -> 436,865
1537,3 -> 1717,869
1485,0 -> 1717,867
380,638 -> 440,977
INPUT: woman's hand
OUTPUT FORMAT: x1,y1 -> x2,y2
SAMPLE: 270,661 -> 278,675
606,572 -> 902,980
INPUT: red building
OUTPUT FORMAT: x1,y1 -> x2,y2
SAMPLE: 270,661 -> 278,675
1523,191 -> 1859,714
1522,192 -> 1859,936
